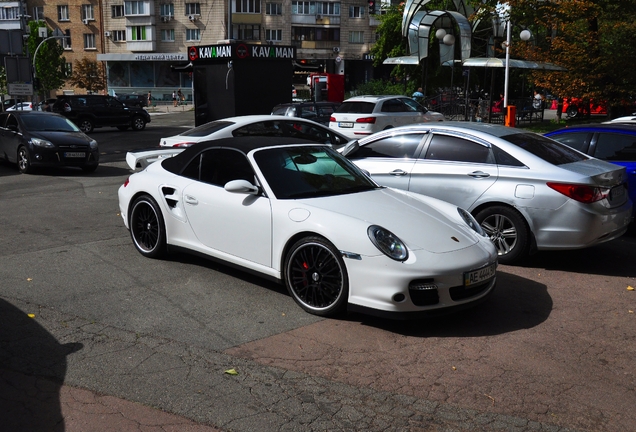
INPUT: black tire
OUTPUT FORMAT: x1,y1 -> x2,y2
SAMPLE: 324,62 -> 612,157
78,118 -> 94,133
17,146 -> 33,174
117,126 -> 130,131
566,106 -> 579,118
131,116 -> 146,131
129,195 -> 166,259
284,236 -> 348,316
475,206 -> 529,264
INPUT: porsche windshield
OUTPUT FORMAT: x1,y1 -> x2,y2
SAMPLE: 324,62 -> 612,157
254,146 -> 377,199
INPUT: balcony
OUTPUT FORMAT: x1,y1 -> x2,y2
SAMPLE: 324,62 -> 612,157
126,40 -> 157,52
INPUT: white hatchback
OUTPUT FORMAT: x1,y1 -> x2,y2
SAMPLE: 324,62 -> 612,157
329,95 -> 444,139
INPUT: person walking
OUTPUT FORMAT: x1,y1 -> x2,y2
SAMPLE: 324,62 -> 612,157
147,91 -> 152,107
172,90 -> 177,107
177,89 -> 184,106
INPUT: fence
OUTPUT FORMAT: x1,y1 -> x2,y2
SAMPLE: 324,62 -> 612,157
425,93 -> 545,124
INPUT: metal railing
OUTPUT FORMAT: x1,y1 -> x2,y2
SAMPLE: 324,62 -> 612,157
424,94 -> 544,124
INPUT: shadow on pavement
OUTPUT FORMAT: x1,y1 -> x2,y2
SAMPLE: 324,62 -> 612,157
0,298 -> 83,431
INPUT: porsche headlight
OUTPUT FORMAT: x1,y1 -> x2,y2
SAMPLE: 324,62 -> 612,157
458,208 -> 486,237
29,137 -> 55,148
368,225 -> 408,261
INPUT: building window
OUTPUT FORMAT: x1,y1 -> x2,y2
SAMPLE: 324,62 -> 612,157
62,30 -> 72,48
317,2 -> 339,15
161,29 -> 175,41
292,26 -> 339,41
32,6 -> 45,20
265,29 -> 282,41
349,31 -> 364,43
292,1 -> 315,14
84,33 -> 96,49
265,2 -> 282,15
235,0 -> 261,13
234,24 -> 260,40
112,5 -> 124,17
64,62 -> 72,77
185,3 -> 201,15
82,4 -> 94,20
112,30 -> 126,41
125,1 -> 149,15
0,6 -> 19,19
129,26 -> 148,40
186,28 -> 201,41
58,5 -> 70,21
349,6 -> 364,18
160,4 -> 174,17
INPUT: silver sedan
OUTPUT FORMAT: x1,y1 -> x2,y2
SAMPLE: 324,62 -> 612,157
342,122 -> 633,264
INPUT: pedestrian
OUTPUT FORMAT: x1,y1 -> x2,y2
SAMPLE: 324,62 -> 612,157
172,90 -> 177,107
147,91 -> 152,107
533,90 -> 544,110
412,87 -> 424,104
177,88 -> 184,105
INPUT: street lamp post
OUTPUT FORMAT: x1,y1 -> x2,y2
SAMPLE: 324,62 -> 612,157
32,33 -> 68,106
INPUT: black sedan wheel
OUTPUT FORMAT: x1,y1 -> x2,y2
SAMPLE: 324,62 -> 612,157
129,195 -> 166,258
17,146 -> 33,174
131,116 -> 146,131
284,236 -> 348,316
475,206 -> 529,264
78,118 -> 94,133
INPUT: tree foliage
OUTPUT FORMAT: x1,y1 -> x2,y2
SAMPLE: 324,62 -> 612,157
27,21 -> 67,96
67,58 -> 106,94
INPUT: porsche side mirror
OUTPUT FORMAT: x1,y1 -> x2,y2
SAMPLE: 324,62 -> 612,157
224,179 -> 259,195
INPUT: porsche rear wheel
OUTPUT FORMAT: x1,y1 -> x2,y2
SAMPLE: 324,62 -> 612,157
284,236 -> 348,316
129,195 -> 166,258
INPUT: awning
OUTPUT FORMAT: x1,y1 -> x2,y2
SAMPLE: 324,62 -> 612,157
462,57 -> 567,71
384,56 -> 567,71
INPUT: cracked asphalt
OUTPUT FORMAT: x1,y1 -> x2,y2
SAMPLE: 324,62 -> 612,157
1,110 -> 634,431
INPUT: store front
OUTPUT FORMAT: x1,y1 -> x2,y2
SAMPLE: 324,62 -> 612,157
97,53 -> 192,102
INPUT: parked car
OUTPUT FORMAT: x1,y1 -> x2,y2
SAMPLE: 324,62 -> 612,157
341,123 -> 632,264
0,111 -> 99,173
51,95 -> 151,133
6,102 -> 34,111
329,95 -> 444,139
36,98 -> 58,112
545,123 -> 636,213
604,115 -> 636,124
272,101 -> 340,125
159,115 -> 350,148
1,98 -> 23,112
118,136 -> 497,318
117,93 -> 149,108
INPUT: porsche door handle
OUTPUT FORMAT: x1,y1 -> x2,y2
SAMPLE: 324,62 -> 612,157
184,195 -> 198,205
468,171 -> 491,178
390,169 -> 408,176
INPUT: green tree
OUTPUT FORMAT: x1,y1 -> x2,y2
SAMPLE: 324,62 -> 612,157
26,21 -> 67,98
67,58 -> 106,94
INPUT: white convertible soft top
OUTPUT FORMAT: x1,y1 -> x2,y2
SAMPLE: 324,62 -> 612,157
126,148 -> 185,170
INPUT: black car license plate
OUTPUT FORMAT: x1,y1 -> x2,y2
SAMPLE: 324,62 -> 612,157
64,152 -> 86,158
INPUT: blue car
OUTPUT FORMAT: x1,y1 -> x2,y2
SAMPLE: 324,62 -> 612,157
545,123 -> 636,213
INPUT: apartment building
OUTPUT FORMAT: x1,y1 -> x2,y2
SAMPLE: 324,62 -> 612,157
5,0 -> 383,99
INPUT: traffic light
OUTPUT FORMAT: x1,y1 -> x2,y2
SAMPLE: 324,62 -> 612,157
368,0 -> 376,15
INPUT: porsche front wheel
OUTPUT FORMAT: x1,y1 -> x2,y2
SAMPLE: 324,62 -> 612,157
284,237 -> 348,316
129,195 -> 166,258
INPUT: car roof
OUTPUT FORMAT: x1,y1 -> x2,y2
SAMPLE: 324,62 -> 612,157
162,136 -> 320,173
547,123 -> 636,134
6,110 -> 63,118
342,95 -> 406,103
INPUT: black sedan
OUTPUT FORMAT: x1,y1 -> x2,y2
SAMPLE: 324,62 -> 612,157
0,111 -> 99,173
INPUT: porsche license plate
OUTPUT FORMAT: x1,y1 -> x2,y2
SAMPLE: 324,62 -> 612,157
64,152 -> 86,158
464,263 -> 496,287
339,122 -> 354,128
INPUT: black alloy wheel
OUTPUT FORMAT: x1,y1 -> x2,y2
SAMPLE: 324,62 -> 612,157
475,205 -> 529,265
284,236 -> 348,316
129,195 -> 166,258
131,116 -> 146,131
17,146 -> 33,174
78,118 -> 94,133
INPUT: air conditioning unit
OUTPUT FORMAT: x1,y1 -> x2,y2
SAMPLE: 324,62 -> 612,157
82,18 -> 90,25
188,14 -> 197,21
104,31 -> 111,37
316,14 -> 322,19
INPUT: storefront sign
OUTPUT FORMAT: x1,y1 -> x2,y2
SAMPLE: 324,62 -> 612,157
188,43 -> 296,62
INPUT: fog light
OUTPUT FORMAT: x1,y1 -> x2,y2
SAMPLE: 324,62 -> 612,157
393,293 -> 406,302
34,154 -> 42,160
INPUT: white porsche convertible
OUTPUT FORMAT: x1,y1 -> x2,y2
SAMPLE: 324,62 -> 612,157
118,136 -> 497,318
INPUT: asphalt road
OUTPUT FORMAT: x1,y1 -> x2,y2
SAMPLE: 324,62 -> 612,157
1,112 -> 635,431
